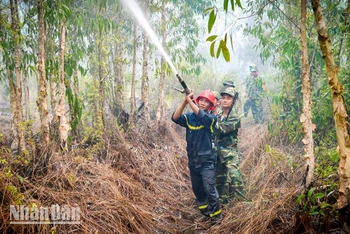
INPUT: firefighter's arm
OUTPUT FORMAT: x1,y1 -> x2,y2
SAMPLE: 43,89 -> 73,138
172,99 -> 188,121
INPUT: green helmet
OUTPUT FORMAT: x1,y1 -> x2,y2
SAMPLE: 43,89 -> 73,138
212,91 -> 220,100
249,64 -> 258,72
223,80 -> 235,88
220,87 -> 237,98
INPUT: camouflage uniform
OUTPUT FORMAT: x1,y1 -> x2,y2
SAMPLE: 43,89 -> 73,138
212,91 -> 222,116
214,88 -> 246,203
243,66 -> 265,123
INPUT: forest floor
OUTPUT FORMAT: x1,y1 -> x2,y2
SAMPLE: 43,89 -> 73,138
0,114 -> 338,233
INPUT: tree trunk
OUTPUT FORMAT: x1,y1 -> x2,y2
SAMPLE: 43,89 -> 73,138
337,0 -> 350,62
46,26 -> 58,127
112,12 -> 125,110
50,74 -> 57,123
22,73 -> 30,120
7,63 -> 17,141
130,22 -> 137,127
141,0 -> 150,124
300,0 -> 314,189
117,18 -> 125,110
156,0 -> 167,126
97,31 -> 106,130
119,43 -> 125,109
57,22 -> 70,150
10,0 -> 26,153
311,0 -> 350,229
0,6 -> 17,144
37,0 -> 50,148
73,61 -> 80,100
141,31 -> 150,124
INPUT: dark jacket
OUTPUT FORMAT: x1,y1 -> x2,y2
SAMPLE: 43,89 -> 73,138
172,109 -> 217,168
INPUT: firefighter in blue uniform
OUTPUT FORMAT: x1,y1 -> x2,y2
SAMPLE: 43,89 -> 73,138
172,89 -> 222,224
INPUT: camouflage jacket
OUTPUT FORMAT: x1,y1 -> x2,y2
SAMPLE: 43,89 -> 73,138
214,107 -> 240,149
246,75 -> 264,101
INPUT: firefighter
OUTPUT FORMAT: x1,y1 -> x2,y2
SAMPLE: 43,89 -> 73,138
172,89 -> 222,224
214,87 -> 246,204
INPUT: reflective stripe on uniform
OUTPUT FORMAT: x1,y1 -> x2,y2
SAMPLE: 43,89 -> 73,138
184,115 -> 215,133
184,115 -> 204,130
209,209 -> 221,217
198,204 -> 208,210
209,118 -> 214,133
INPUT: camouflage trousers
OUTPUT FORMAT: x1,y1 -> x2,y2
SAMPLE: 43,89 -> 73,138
243,98 -> 264,123
215,147 -> 246,204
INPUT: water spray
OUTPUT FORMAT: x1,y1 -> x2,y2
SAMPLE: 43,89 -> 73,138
120,0 -> 193,97
120,0 -> 178,75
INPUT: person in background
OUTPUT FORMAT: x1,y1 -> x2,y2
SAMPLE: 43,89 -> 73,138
172,89 -> 222,224
243,64 -> 265,123
222,80 -> 235,90
211,91 -> 221,116
214,87 -> 246,204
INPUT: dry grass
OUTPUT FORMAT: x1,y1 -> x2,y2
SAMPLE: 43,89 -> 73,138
0,120 -> 308,233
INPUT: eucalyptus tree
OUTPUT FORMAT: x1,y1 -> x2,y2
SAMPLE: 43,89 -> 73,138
311,0 -> 350,228
10,0 -> 26,153
0,2 -> 17,142
37,0 -> 49,148
57,18 -> 71,150
155,0 -> 166,126
300,0 -> 314,188
141,0 -> 151,124
111,6 -> 126,110
130,22 -> 137,126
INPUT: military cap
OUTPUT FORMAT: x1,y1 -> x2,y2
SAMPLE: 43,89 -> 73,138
220,87 -> 236,98
212,91 -> 220,100
223,80 -> 235,87
249,64 -> 258,72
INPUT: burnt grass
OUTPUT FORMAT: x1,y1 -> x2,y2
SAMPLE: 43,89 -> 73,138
0,119 -> 341,233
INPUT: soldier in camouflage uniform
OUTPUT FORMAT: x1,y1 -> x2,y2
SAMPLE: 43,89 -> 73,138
212,91 -> 221,116
223,80 -> 235,89
214,87 -> 246,204
243,64 -> 265,123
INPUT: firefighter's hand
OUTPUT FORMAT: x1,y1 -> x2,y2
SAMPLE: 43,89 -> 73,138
185,89 -> 194,103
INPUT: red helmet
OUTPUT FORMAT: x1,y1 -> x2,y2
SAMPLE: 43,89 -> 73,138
195,90 -> 216,111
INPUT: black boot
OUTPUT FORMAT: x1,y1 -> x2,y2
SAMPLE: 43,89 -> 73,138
211,213 -> 223,225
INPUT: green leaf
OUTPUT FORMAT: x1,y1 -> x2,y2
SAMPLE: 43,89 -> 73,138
203,7 -> 214,14
206,35 -> 218,42
309,211 -> 319,215
230,0 -> 235,11
222,43 -> 230,62
307,187 -> 315,198
236,0 -> 243,9
303,201 -> 308,211
17,175 -> 23,183
216,41 -> 222,58
312,193 -> 325,200
320,201 -> 329,209
224,0 -> 229,12
210,41 -> 216,57
296,194 -> 305,204
208,10 -> 216,33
